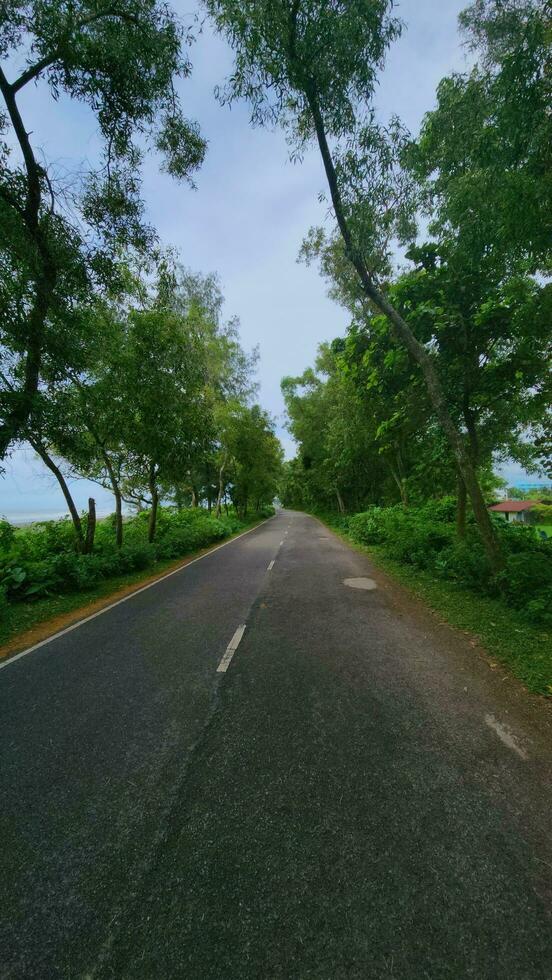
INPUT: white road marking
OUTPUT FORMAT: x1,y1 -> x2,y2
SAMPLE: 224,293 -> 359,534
216,625 -> 246,673
485,714 -> 528,760
343,577 -> 377,591
279,540 -> 284,546
267,560 -> 275,571
0,517 -> 276,672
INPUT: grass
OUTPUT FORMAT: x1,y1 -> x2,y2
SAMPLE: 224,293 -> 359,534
0,516 -> 266,652
319,517 -> 552,699
535,524 -> 552,539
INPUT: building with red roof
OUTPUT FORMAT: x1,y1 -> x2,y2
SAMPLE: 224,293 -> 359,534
488,500 -> 536,523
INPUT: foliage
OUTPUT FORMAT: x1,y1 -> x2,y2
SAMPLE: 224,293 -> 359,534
342,500 -> 552,626
14,258 -> 280,547
208,0 -> 552,572
410,0 -> 552,276
0,506 -> 273,603
0,0 -> 206,453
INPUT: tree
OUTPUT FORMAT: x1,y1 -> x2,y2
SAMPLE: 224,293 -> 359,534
0,0 -> 206,456
225,405 -> 282,517
102,307 -> 214,542
410,0 -> 551,278
205,0 -> 506,570
282,333 -> 456,516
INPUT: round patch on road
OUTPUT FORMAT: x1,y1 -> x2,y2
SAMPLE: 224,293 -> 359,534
343,577 -> 377,590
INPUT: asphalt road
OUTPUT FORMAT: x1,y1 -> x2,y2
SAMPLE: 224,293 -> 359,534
1,510 -> 551,979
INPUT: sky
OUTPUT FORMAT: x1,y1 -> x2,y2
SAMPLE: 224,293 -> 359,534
0,1 -> 538,522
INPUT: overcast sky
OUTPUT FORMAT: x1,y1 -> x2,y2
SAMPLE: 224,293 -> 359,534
0,1 -> 536,521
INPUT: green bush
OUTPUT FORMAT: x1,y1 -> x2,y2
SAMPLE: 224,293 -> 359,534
434,538 -> 492,590
0,505 -> 268,606
346,500 -> 552,626
497,552 -> 552,610
0,519 -> 15,551
348,507 -> 388,544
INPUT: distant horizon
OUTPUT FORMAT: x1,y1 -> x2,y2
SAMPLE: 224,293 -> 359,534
4,473 -> 549,527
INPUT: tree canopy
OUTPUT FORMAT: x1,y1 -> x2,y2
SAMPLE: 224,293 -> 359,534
0,0 -> 206,455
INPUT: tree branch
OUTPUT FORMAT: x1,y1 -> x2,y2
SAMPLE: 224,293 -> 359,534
12,8 -> 143,93
0,65 -> 41,227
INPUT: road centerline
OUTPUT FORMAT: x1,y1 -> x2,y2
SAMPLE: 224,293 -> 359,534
216,625 -> 246,673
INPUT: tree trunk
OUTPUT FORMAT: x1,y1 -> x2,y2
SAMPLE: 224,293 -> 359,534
304,88 -> 503,572
216,456 -> 227,517
336,488 -> 345,514
84,497 -> 96,554
28,436 -> 85,552
101,450 -> 123,547
114,489 -> 123,547
389,459 -> 408,506
457,471 -> 467,540
191,488 -> 198,508
148,466 -> 159,544
0,67 -> 57,458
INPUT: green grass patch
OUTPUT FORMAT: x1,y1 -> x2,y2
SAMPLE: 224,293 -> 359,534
320,517 -> 552,698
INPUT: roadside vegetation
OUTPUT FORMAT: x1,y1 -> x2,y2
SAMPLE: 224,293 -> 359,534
0,506 -> 274,648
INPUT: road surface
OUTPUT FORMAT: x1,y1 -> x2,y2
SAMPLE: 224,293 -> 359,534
1,510 -> 551,978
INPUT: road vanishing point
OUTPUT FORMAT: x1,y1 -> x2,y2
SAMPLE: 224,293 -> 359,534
1,510 -> 551,978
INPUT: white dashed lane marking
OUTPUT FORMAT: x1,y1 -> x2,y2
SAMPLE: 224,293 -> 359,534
216,625 -> 246,673
267,560 -> 275,571
485,714 -> 528,760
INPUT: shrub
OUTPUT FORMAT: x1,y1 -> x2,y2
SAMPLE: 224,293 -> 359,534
434,538 -> 492,590
383,516 -> 453,569
0,519 -> 15,552
344,499 -> 552,626
496,551 -> 552,609
349,507 -> 388,544
0,506 -> 250,605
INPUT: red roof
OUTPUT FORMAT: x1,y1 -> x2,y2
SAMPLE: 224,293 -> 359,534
488,500 -> 536,513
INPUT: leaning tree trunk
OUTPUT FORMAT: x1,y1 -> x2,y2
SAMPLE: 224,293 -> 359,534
113,489 -> 123,548
336,488 -> 345,514
389,458 -> 408,506
148,466 -> 159,544
305,88 -> 503,572
0,67 -> 57,459
216,455 -> 227,518
28,436 -> 85,552
101,450 -> 123,548
456,471 -> 467,540
84,497 -> 96,554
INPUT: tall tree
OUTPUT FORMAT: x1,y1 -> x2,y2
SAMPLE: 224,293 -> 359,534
205,0 -> 508,570
410,0 -> 551,278
0,0 -> 206,456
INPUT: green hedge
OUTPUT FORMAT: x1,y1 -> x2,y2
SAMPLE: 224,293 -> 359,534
0,506 -> 274,606
345,501 -> 552,627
